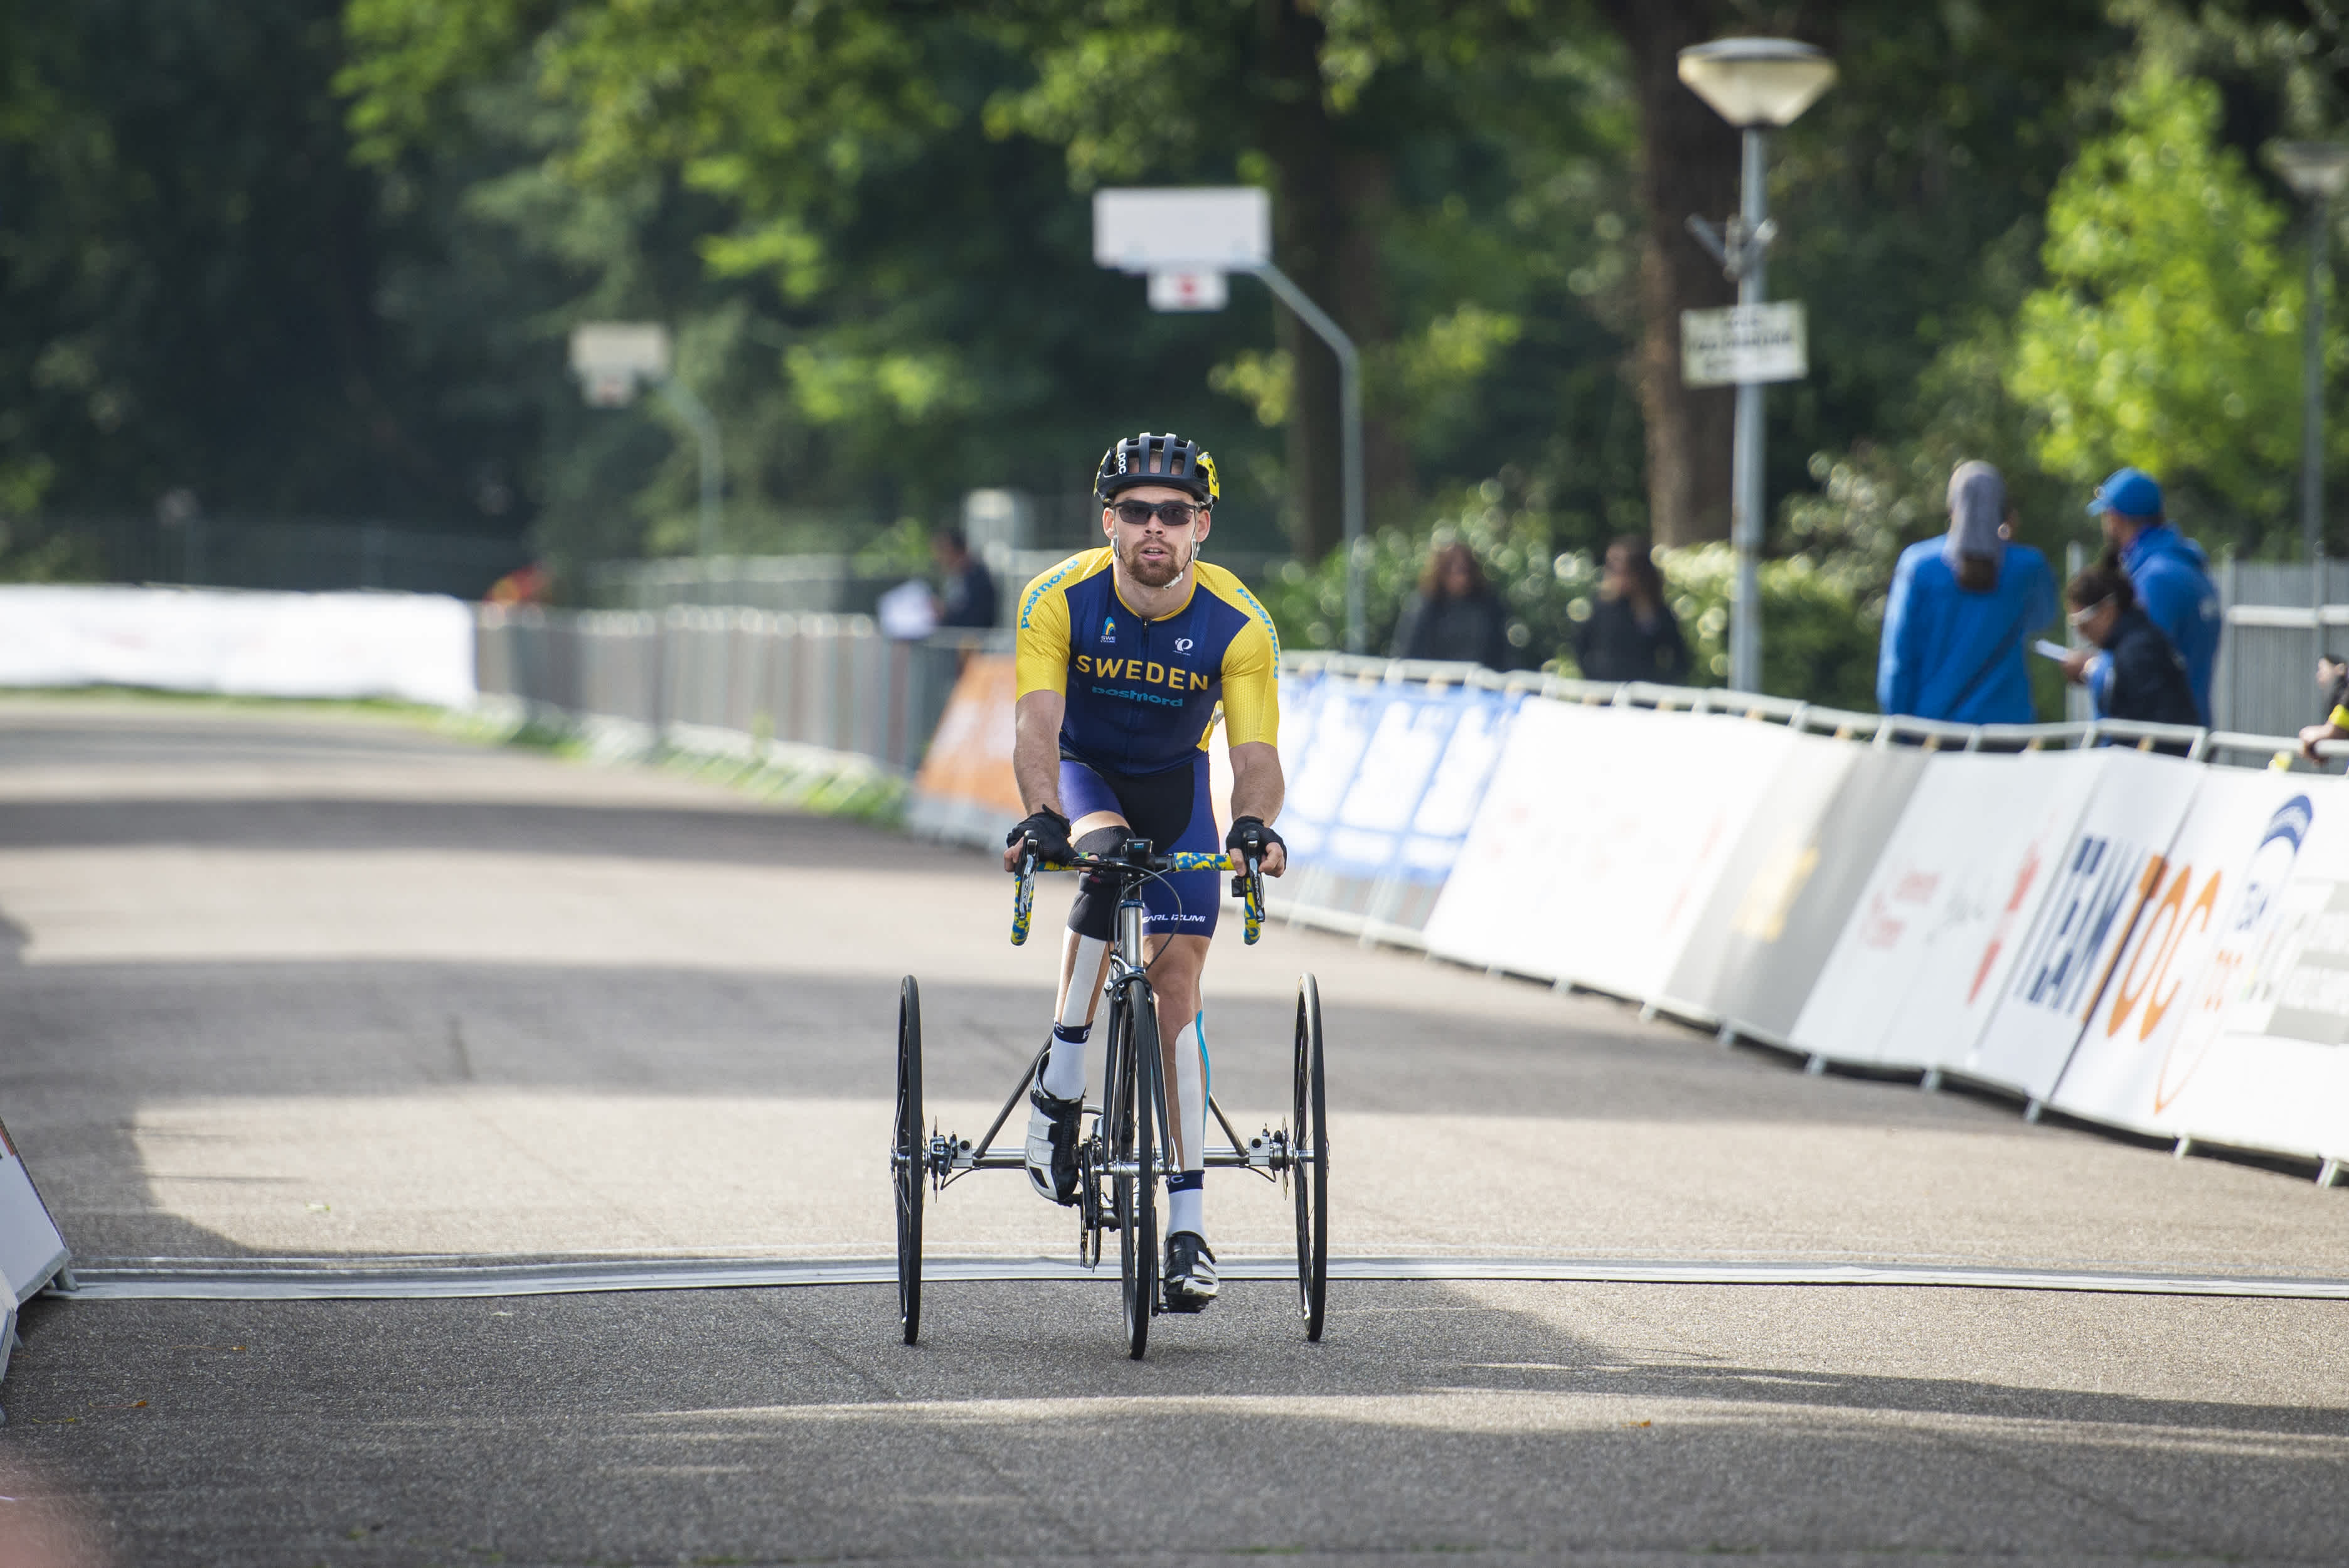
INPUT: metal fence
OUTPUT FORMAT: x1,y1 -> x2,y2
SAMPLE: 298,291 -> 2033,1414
474,603 -> 988,776
2212,558 -> 2349,740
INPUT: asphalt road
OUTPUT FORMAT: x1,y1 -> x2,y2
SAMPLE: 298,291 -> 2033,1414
1,696 -> 2345,1566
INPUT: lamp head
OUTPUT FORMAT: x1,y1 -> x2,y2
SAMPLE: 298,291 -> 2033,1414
2270,141 -> 2349,201
1677,38 -> 1836,129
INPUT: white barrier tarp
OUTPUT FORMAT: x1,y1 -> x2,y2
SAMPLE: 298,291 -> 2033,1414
1425,700 -> 1793,998
1961,748 -> 2205,1100
0,1120 -> 67,1310
1790,750 -> 2104,1070
1659,739 -> 1927,1041
0,585 -> 477,707
2052,771 -> 2349,1158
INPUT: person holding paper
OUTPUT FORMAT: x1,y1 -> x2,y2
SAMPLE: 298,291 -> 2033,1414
1876,461 -> 2056,723
2065,557 -> 2200,729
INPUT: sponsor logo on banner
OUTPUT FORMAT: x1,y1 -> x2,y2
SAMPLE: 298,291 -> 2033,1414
1970,843 -> 2046,1004
2009,835 -> 2161,1018
2153,796 -> 2312,1105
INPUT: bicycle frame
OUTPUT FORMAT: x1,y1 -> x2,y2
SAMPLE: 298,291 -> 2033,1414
921,843 -> 1293,1190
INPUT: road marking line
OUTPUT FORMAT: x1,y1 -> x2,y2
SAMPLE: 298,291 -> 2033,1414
45,1256 -> 2349,1302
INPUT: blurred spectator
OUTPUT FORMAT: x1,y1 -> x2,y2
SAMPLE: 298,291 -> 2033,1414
2059,467 -> 2220,724
1392,541 -> 1511,669
1876,462 -> 2056,723
486,560 -> 549,607
2299,655 -> 2349,762
1571,534 -> 1688,683
930,528 -> 998,629
2066,555 -> 2200,727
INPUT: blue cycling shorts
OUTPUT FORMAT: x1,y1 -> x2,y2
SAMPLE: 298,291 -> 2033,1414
1060,750 -> 1220,937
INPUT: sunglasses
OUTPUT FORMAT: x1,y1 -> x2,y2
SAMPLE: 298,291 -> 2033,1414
1111,499 -> 1203,528
2067,595 -> 2112,629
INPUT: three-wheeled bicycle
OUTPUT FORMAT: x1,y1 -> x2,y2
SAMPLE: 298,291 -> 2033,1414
891,838 -> 1327,1358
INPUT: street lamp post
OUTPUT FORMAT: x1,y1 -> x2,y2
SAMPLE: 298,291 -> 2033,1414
1677,38 -> 1835,693
2271,142 -> 2349,635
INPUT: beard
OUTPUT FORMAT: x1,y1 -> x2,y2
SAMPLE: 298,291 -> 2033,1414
1115,531 -> 1193,589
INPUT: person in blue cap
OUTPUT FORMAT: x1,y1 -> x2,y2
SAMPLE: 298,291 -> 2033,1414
1877,461 -> 2057,723
2059,467 -> 2221,724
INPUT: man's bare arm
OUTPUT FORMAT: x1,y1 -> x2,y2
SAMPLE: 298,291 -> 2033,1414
1013,690 -> 1066,815
1228,739 -> 1288,877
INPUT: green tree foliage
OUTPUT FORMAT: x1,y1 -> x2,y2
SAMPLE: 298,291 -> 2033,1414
0,0 -> 535,528
2009,58 -> 2306,527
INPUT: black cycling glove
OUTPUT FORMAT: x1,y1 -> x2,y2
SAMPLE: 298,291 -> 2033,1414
1225,816 -> 1284,863
1008,806 -> 1074,866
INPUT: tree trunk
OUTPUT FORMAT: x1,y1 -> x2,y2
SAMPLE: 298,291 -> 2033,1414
1255,0 -> 1398,562
1601,0 -> 1739,547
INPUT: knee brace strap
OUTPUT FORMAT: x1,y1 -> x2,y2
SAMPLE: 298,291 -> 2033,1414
1066,826 -> 1127,941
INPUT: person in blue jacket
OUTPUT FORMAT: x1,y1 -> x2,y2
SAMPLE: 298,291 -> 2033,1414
1877,461 -> 2057,723
2058,467 -> 2222,725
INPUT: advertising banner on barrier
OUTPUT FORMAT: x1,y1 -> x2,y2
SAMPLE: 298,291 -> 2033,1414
1959,747 -> 2205,1100
1395,686 -> 1523,885
1659,737 -> 1927,1041
1425,700 -> 1793,998
1790,750 -> 2102,1070
0,585 -> 477,707
908,653 -> 1022,840
1275,673 -> 1377,865
2050,769 -> 2349,1157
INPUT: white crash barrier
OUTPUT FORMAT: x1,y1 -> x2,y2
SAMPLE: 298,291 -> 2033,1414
1957,748 -> 2205,1101
1656,737 -> 1927,1043
0,1117 -> 70,1413
1269,673 -> 1523,934
0,584 -> 476,707
1792,750 -> 2103,1072
1269,651 -> 2349,1175
1424,699 -> 1798,1000
2050,769 -> 2349,1161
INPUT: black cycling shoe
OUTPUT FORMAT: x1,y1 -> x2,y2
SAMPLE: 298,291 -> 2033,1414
1023,1070 -> 1082,1207
1163,1231 -> 1219,1313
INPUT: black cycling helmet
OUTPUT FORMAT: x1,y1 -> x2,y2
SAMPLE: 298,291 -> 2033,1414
1092,431 -> 1219,506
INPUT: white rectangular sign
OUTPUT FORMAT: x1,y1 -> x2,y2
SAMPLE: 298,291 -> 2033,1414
1681,302 -> 1808,388
1094,188 -> 1270,273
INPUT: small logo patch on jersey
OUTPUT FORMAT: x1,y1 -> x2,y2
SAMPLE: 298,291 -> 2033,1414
1099,616 -> 1117,644
1174,637 -> 1194,653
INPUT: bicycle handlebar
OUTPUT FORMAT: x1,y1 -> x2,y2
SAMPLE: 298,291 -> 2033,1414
1009,847 -> 1265,947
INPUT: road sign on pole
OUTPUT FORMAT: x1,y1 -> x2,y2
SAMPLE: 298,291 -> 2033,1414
568,323 -> 672,407
1091,186 -> 1366,653
1680,302 -> 1808,389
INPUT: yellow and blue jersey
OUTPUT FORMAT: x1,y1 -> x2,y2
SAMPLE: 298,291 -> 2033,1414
1015,548 -> 1280,775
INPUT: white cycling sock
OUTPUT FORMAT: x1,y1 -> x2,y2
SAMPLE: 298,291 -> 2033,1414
1168,1184 -> 1204,1239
